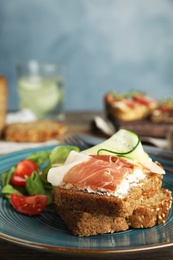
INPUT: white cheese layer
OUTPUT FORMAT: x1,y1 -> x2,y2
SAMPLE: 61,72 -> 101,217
47,151 -> 147,198
112,101 -> 128,110
110,168 -> 145,198
47,151 -> 90,186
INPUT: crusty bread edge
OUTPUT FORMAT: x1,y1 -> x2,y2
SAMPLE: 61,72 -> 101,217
54,188 -> 172,236
0,76 -> 8,137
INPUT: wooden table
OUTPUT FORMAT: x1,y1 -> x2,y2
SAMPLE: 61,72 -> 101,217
0,110 -> 173,260
65,110 -> 105,137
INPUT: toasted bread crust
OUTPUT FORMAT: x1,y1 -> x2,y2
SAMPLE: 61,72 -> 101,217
150,110 -> 173,123
53,185 -> 142,218
104,92 -> 158,122
128,188 -> 172,228
4,120 -> 67,142
150,98 -> 173,123
105,103 -> 150,121
53,173 -> 162,216
141,172 -> 162,198
52,172 -> 170,236
0,76 -> 7,137
55,188 -> 171,237
53,187 -> 171,237
56,208 -> 129,236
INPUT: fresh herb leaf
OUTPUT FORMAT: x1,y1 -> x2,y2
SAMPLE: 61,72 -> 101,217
25,172 -> 45,196
27,150 -> 51,167
50,145 -> 80,166
0,166 -> 15,187
1,184 -> 22,199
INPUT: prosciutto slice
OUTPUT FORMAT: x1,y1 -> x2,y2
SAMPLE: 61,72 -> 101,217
48,151 -> 136,192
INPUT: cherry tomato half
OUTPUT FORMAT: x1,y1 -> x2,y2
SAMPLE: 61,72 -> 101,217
10,194 -> 48,215
11,174 -> 26,187
15,159 -> 38,178
11,159 -> 38,187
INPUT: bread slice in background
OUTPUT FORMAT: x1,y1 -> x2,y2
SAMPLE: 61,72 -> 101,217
104,91 -> 158,122
4,120 -> 67,142
150,98 -> 173,123
0,76 -> 7,137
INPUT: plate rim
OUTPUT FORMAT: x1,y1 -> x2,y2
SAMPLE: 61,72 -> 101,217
1,232 -> 173,255
0,145 -> 173,255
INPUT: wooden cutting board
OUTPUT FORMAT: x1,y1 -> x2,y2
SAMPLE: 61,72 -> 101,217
110,118 -> 173,138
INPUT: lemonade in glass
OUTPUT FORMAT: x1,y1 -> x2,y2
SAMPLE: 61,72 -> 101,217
17,61 -> 65,120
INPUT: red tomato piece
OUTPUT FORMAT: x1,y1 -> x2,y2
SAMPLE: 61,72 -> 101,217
125,99 -> 136,108
11,159 -> 38,187
15,159 -> 38,178
11,174 -> 26,187
10,194 -> 48,215
133,95 -> 150,106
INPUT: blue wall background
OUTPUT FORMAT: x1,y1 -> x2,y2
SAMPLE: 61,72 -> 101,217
0,0 -> 173,111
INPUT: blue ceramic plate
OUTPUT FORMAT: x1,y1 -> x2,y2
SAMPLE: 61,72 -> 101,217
0,145 -> 173,256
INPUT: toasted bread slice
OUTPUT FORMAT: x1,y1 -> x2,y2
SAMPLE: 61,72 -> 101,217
4,120 -> 67,142
104,91 -> 158,122
106,102 -> 150,121
56,208 -> 129,236
53,172 -> 162,217
0,76 -> 7,137
150,99 -> 173,123
53,185 -> 142,218
128,188 -> 172,228
53,187 -> 171,237
52,172 -> 168,236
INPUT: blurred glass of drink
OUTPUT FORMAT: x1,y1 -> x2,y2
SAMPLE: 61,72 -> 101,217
17,61 -> 65,120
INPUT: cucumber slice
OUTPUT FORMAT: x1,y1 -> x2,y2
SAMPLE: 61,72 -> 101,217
82,129 -> 149,163
82,129 -> 165,174
18,76 -> 64,118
